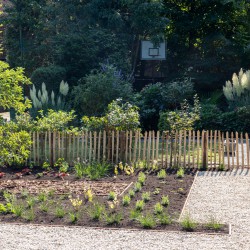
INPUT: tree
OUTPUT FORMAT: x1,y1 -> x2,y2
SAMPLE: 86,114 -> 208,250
0,61 -> 31,113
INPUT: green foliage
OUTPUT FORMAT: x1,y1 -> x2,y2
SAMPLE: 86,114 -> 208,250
74,162 -> 85,178
137,172 -> 146,185
69,212 -> 78,223
141,192 -> 151,202
0,125 -> 32,166
128,189 -> 135,198
26,196 -> 36,209
161,95 -> 200,131
122,195 -> 131,206
176,168 -> 185,178
0,61 -> 31,113
37,192 -> 48,202
55,207 -> 65,218
154,202 -> 164,215
82,99 -> 140,131
36,109 -> 76,131
74,162 -> 111,180
30,65 -> 67,93
157,213 -> 171,225
157,169 -> 167,179
30,81 -> 69,117
206,217 -> 223,231
0,203 -> 7,213
55,158 -> 69,173
42,161 -> 51,171
129,208 -> 141,221
72,65 -> 133,117
108,191 -> 117,201
138,214 -> 156,229
223,68 -> 250,109
88,203 -> 105,221
134,182 -> 142,193
24,209 -> 35,221
105,212 -> 123,225
218,164 -> 225,171
135,200 -> 145,211
161,196 -> 170,207
180,214 -> 197,231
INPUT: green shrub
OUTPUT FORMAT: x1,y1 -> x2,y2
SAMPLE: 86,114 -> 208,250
154,202 -> 164,215
206,217 -> 223,231
55,207 -> 65,218
176,168 -> 184,178
139,214 -> 156,229
0,203 -> 7,213
24,209 -> 36,221
88,203 -> 105,221
157,214 -> 171,225
129,209 -> 141,221
180,214 -> 197,231
108,191 -> 117,201
135,200 -> 145,211
105,212 -> 123,225
138,172 -> 146,185
69,212 -> 78,223
26,196 -> 36,209
128,189 -> 135,198
122,195 -> 131,206
141,192 -> 151,202
157,169 -> 167,179
161,195 -> 170,207
134,182 -> 142,192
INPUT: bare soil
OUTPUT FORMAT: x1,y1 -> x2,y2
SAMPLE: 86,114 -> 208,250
0,167 -> 229,234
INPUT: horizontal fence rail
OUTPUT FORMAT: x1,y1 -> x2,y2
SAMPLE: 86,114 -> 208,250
28,130 -> 250,169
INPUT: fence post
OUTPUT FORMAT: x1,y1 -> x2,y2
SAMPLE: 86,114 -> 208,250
119,131 -> 126,162
202,130 -> 208,169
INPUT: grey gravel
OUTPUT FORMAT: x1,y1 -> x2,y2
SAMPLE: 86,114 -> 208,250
0,169 -> 249,250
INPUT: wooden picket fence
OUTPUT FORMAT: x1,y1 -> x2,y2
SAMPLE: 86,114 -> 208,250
28,130 -> 250,169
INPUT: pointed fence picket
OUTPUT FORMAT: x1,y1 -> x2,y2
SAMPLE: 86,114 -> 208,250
27,130 -> 250,169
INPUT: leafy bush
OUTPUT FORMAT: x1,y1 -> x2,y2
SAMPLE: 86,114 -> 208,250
154,202 -> 164,214
71,64 -> 133,117
176,168 -> 184,178
137,172 -> 146,185
122,195 -> 131,206
157,169 -> 167,179
180,214 -> 197,231
36,109 -> 76,131
30,65 -> 66,93
82,99 -> 140,131
138,214 -> 156,229
141,192 -> 151,202
161,196 -> 170,207
87,203 -> 105,221
135,200 -> 145,211
0,125 -> 32,166
105,212 -> 123,225
134,182 -> 142,192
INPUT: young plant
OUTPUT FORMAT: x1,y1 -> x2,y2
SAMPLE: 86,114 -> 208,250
141,192 -> 151,202
55,207 -> 65,218
180,214 -> 197,231
69,212 -> 78,223
157,169 -> 167,179
129,208 -> 141,221
128,189 -> 135,198
153,188 -> 161,195
11,203 -> 24,217
105,212 -> 123,225
84,189 -> 94,203
176,167 -> 184,178
138,172 -> 146,185
42,161 -> 51,171
157,213 -> 171,225
139,214 -> 156,229
154,202 -> 164,215
122,195 -> 131,206
40,202 -> 49,213
134,182 -> 142,193
108,191 -> 117,201
206,217 -> 223,231
24,209 -> 35,221
161,195 -> 170,207
69,195 -> 83,210
74,162 -> 85,178
37,192 -> 48,202
26,196 -> 36,209
88,203 -> 105,221
0,203 -> 7,213
135,200 -> 145,211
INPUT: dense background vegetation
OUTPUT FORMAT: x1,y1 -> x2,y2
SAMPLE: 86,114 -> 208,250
1,0 -> 250,132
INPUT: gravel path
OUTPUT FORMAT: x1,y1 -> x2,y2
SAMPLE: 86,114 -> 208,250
0,169 -> 249,250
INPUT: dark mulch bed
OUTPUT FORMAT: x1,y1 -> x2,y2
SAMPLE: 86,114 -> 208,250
0,167 -> 229,234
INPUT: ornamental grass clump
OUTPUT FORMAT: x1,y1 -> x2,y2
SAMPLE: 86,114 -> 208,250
176,167 -> 184,178
180,214 -> 197,231
138,172 -> 146,185
135,200 -> 145,211
128,189 -> 135,198
157,214 -> 171,225
88,203 -> 105,221
134,182 -> 142,193
154,202 -> 164,215
105,213 -> 123,225
157,169 -> 167,179
161,195 -> 170,207
205,217 -> 223,231
129,209 -> 141,221
55,207 -> 65,218
141,192 -> 151,202
108,191 -> 117,201
122,195 -> 131,206
139,214 -> 156,229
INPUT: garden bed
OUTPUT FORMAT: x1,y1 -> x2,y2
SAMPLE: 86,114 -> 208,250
0,167 -> 228,234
